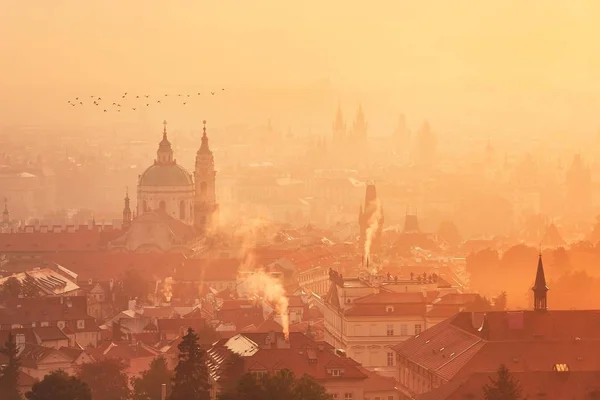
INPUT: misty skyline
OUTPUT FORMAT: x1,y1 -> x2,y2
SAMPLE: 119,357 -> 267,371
2,1 -> 600,137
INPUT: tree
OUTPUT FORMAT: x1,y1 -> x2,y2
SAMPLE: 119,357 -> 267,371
169,328 -> 210,400
465,295 -> 492,312
219,369 -> 332,400
0,277 -> 22,300
77,359 -> 130,400
493,292 -> 508,311
0,332 -> 21,400
25,370 -> 91,400
132,356 -> 173,400
122,269 -> 149,303
483,364 -> 523,400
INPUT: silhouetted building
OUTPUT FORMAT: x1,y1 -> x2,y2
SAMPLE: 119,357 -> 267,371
532,253 -> 548,311
122,189 -> 132,228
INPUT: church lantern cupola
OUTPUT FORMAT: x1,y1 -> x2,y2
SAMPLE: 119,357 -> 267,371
532,253 -> 549,311
156,120 -> 175,165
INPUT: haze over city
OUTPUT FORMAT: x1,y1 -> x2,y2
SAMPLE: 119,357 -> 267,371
1,2 -> 600,400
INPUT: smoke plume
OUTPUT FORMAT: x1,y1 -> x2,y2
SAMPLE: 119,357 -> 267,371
162,277 -> 174,302
363,198 -> 382,273
245,270 -> 290,340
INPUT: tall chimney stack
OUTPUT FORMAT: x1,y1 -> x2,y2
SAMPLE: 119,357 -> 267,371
161,384 -> 167,400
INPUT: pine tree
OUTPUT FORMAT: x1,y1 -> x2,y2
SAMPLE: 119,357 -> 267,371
132,356 -> 173,400
483,364 -> 523,400
169,328 -> 210,400
77,358 -> 130,400
0,332 -> 22,400
25,370 -> 91,400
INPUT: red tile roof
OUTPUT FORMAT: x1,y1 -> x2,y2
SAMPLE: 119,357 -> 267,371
206,332 -> 367,384
88,341 -> 159,361
41,252 -> 183,281
175,259 -> 240,282
360,367 -> 398,393
0,229 -> 122,253
421,371 -> 600,400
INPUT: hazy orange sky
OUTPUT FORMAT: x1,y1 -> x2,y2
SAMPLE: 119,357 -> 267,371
2,1 -> 600,135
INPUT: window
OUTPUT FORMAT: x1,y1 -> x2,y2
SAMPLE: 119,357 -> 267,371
57,321 -> 65,329
330,369 -> 341,377
332,395 -> 338,400
179,200 -> 186,220
386,324 -> 394,336
77,320 -> 85,329
251,370 -> 268,379
415,324 -> 422,335
344,394 -> 353,400
387,352 -> 394,367
400,324 -> 407,336
40,322 -> 49,327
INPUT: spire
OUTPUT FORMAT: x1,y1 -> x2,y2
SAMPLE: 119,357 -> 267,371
156,120 -> 174,164
532,253 -> 549,311
198,120 -> 212,155
2,198 -> 9,223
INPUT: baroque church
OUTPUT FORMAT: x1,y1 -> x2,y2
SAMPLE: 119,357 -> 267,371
111,120 -> 218,253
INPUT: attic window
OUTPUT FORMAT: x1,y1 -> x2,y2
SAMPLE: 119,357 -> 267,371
329,369 -> 342,377
386,306 -> 394,313
554,363 -> 569,372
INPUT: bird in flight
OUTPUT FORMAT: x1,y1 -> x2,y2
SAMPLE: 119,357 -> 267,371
132,107 -> 137,110
104,109 -> 107,112
211,92 -> 215,95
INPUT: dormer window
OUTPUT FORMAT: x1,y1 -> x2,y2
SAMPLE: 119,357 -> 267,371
386,306 -> 394,313
328,368 -> 343,377
251,370 -> 268,379
77,320 -> 85,329
57,321 -> 65,329
40,321 -> 49,327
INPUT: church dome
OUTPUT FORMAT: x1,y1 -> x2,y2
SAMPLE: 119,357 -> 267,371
139,163 -> 193,187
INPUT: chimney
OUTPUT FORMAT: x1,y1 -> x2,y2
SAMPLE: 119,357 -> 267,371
161,384 -> 167,400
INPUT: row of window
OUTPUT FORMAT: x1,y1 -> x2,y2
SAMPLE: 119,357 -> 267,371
353,323 -> 423,336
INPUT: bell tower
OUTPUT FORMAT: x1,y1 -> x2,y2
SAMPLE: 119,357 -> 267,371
194,120 -> 219,233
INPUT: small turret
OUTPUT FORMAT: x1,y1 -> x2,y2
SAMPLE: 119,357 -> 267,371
123,188 -> 132,227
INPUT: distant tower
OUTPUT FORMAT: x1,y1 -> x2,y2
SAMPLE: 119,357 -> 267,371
332,104 -> 346,146
532,253 -> 549,311
359,182 -> 384,257
2,198 -> 9,225
194,120 -> 219,233
352,103 -> 368,145
123,188 -> 132,227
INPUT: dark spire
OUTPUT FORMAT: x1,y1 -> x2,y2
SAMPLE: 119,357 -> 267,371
198,120 -> 212,155
532,253 -> 549,311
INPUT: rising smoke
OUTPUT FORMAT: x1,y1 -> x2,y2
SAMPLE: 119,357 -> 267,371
245,269 -> 290,340
162,277 -> 174,302
363,198 -> 382,273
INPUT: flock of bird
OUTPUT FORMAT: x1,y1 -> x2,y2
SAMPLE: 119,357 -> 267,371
66,89 -> 226,113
